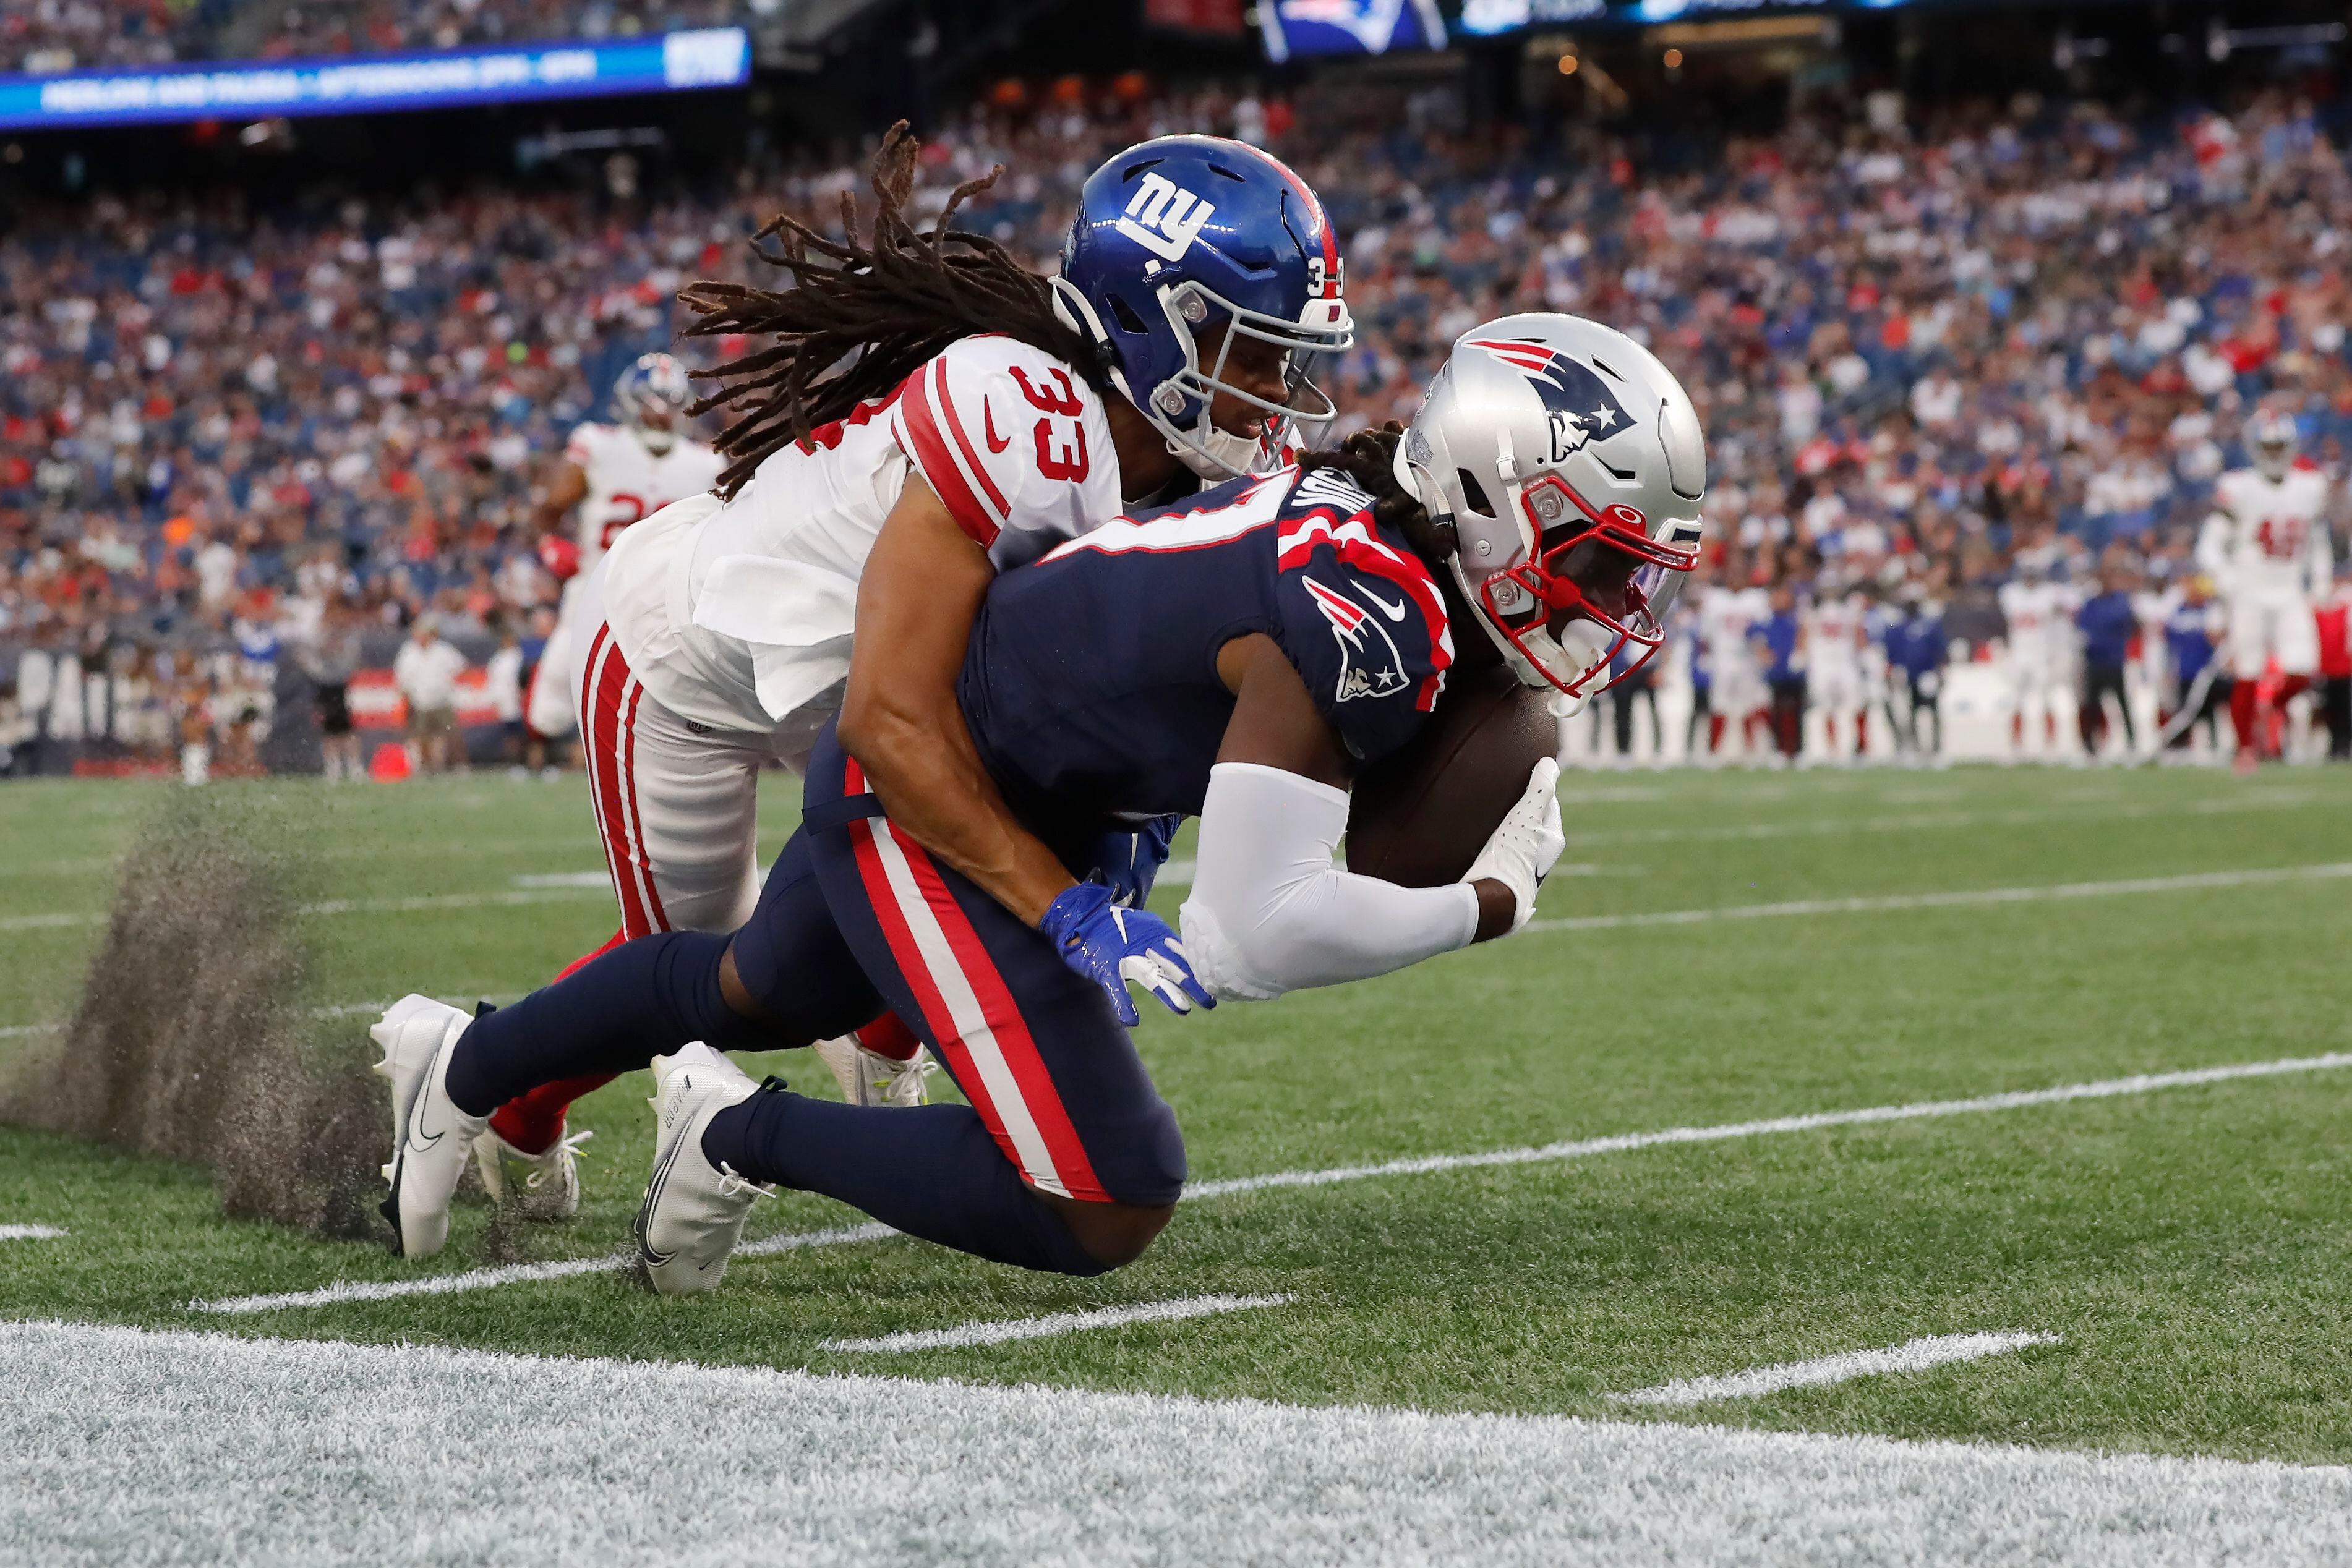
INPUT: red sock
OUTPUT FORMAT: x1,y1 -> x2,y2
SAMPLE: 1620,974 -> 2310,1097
486,929 -> 627,1156
853,1012 -> 922,1063
1708,713 -> 1726,751
1855,710 -> 1870,752
1823,716 -> 1839,752
2278,675 -> 2312,704
2230,681 -> 2260,752
2011,712 -> 2023,746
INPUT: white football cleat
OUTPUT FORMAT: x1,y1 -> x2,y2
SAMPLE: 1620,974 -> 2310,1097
372,994 -> 490,1260
636,1044 -> 772,1295
473,1125 -> 593,1221
811,1036 -> 940,1108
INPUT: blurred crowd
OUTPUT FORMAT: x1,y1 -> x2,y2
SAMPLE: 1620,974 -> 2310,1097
4,0 -> 739,75
6,79 -> 2352,775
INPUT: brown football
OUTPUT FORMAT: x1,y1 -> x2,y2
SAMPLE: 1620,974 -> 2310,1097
1346,664 -> 1557,888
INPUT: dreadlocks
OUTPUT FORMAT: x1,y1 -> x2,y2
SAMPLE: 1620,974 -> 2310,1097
1298,422 -> 1448,562
678,122 -> 1112,499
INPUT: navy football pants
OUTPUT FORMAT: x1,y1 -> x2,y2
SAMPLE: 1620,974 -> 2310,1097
728,722 -> 1186,1207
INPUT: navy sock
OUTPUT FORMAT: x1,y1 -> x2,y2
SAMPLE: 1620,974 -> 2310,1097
703,1089 -> 1108,1277
445,931 -> 754,1117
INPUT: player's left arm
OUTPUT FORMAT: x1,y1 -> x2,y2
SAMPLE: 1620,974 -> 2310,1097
836,474 -> 1079,929
1177,634 -> 1555,1006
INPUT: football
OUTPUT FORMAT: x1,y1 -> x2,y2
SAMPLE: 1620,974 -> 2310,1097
1346,663 -> 1559,888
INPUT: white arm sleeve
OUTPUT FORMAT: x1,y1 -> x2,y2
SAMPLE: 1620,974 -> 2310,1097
1178,762 -> 1480,1003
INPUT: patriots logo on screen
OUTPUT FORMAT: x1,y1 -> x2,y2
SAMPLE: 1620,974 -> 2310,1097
1114,173 -> 1218,263
1468,337 -> 1635,465
1302,575 -> 1408,703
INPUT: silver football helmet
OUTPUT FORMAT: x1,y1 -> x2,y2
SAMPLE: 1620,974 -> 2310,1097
2247,407 -> 2298,482
1393,313 -> 1705,700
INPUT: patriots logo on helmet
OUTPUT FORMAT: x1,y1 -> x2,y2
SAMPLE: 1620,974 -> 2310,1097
1302,575 -> 1407,704
1468,337 -> 1634,464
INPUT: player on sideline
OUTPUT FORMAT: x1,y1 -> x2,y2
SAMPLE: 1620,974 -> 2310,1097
370,315 -> 1704,1278
1999,550 -> 2068,762
521,354 -> 725,750
454,126 -> 1359,1219
2197,409 -> 2333,773
1803,571 -> 1867,763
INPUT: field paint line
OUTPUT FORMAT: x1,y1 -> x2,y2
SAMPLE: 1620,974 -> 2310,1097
189,1222 -> 896,1315
1186,1050 -> 2352,1198
0,997 -> 522,1043
1524,862 -> 2352,935
1608,1332 -> 2061,1407
0,885 -> 612,932
819,1293 -> 1293,1354
1557,788 -> 2314,848
513,871 -> 615,888
189,1053 -> 2352,1314
0,1021 -> 62,1040
0,1224 -> 66,1240
8,1320 -> 2351,1567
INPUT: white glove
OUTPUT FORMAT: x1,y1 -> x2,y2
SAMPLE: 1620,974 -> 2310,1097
1462,757 -> 1566,935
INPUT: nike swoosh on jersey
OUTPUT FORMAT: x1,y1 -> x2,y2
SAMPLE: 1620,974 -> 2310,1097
1359,586 -> 1410,622
983,401 -> 1011,454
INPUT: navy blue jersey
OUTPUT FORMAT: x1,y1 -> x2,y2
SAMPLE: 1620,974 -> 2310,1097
1888,610 -> 1946,678
2076,590 -> 2137,668
1757,611 -> 1802,681
2165,600 -> 2222,683
957,465 -> 1455,843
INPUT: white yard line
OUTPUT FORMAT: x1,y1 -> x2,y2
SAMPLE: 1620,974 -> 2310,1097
189,1050 -> 2352,1314
1608,1332 -> 2061,1407
0,1224 -> 66,1241
819,1293 -> 1293,1354
1557,788 -> 2312,847
0,885 -> 610,934
190,1222 -> 894,1316
6,1319 -> 2349,1567
1524,862 -> 2352,935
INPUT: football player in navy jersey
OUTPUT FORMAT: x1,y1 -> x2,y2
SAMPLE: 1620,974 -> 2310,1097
367,315 -> 1705,1286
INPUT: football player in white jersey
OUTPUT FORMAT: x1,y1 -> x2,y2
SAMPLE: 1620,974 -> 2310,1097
523,355 -> 725,744
1694,558 -> 1760,762
2197,409 -> 2334,771
1999,550 -> 2069,760
458,126 -> 1354,1211
1803,573 -> 1867,762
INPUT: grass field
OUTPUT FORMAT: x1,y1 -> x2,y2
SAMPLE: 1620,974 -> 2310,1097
3,764 -> 2350,1563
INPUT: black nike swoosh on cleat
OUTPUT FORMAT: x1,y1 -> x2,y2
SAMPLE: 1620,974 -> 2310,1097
635,1132 -> 686,1267
380,1149 -> 406,1253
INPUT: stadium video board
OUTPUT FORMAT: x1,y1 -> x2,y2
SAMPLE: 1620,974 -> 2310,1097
1259,0 -> 1451,61
0,27 -> 750,132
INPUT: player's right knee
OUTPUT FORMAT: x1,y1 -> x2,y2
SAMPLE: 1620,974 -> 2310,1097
1050,1196 -> 1176,1271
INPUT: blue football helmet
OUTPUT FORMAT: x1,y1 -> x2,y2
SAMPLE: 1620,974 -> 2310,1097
612,352 -> 693,454
1054,136 -> 1354,479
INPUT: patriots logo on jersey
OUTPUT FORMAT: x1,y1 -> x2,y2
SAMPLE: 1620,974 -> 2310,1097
1302,575 -> 1408,704
1468,338 -> 1635,465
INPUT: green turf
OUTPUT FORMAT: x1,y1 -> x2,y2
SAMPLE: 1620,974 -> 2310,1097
2,765 -> 2348,1464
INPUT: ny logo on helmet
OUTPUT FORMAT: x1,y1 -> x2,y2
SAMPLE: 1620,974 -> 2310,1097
1468,338 -> 1634,464
1114,173 -> 1217,262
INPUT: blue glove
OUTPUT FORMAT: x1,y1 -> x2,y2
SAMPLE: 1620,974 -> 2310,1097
1087,814 -> 1184,908
1038,881 -> 1214,1027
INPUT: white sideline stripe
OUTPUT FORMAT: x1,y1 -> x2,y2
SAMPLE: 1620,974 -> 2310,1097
512,871 -> 613,888
1524,861 -> 2352,935
1557,787 -> 2313,847
0,885 -> 609,932
1183,1050 -> 2352,1198
189,1222 -> 896,1315
0,1224 -> 66,1240
187,1052 -> 2352,1314
819,1293 -> 1293,1354
1608,1332 -> 2061,1407
8,1320 -> 2351,1567
0,997 -> 519,1044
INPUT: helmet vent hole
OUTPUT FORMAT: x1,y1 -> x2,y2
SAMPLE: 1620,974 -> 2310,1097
1589,356 -> 1623,383
1119,158 -> 1163,181
1456,469 -> 1499,519
1108,296 -> 1150,336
